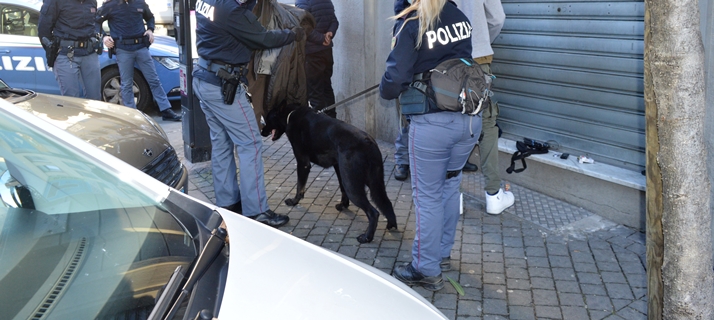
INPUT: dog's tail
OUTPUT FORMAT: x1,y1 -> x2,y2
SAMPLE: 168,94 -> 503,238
368,158 -> 398,229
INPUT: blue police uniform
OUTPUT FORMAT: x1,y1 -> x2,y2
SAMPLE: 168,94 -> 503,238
380,1 -> 482,279
96,0 -> 178,118
193,0 -> 295,220
38,0 -> 101,100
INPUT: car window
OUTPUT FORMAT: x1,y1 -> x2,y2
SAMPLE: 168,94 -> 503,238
0,4 -> 38,37
0,109 -> 197,319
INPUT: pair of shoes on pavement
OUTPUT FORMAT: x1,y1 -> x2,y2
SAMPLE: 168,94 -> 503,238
462,161 -> 478,172
392,262 -> 444,291
394,164 -> 409,181
485,188 -> 515,215
247,209 -> 289,228
161,108 -> 183,121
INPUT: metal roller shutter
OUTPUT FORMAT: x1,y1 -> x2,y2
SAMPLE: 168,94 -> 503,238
492,0 -> 645,171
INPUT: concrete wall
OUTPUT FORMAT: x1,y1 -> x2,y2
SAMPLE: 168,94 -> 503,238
332,1 -> 399,143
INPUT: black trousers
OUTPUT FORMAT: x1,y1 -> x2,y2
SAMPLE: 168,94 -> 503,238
305,48 -> 336,118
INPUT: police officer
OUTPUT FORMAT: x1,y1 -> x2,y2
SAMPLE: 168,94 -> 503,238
380,0 -> 479,291
38,0 -> 102,100
96,0 -> 182,121
193,0 -> 304,228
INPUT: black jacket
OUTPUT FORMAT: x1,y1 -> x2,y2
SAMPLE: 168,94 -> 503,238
295,0 -> 338,54
96,0 -> 155,51
38,0 -> 99,56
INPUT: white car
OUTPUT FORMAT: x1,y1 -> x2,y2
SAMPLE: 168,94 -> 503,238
0,98 -> 447,319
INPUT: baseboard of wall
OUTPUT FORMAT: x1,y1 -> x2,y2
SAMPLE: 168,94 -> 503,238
473,138 -> 646,231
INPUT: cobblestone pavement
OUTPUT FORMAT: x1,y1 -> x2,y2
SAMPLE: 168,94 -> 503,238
159,118 -> 648,320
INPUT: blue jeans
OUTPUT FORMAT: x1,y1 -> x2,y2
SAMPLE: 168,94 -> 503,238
394,120 -> 409,166
192,77 -> 269,216
53,53 -> 101,100
408,111 -> 481,276
116,47 -> 172,111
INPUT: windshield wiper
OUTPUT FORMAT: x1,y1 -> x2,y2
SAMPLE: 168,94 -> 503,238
149,226 -> 227,320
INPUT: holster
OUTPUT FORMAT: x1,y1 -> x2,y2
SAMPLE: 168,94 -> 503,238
108,46 -> 116,59
216,68 -> 241,105
41,37 -> 59,68
90,34 -> 103,54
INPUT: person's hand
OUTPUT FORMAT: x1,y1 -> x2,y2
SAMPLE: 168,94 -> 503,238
291,26 -> 305,42
103,36 -> 114,49
323,31 -> 333,46
144,29 -> 154,44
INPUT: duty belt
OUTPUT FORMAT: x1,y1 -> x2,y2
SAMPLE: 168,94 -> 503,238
198,57 -> 246,75
60,39 -> 91,48
117,37 -> 144,45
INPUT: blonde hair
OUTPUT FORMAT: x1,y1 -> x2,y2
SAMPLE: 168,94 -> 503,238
393,0 -> 448,48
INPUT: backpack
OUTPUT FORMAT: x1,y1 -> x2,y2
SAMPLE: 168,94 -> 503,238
427,58 -> 494,116
506,138 -> 551,174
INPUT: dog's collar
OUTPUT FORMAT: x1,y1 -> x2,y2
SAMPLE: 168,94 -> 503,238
286,110 -> 296,125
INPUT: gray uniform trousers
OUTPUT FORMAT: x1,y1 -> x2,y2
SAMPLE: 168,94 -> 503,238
53,53 -> 101,100
193,77 -> 269,216
408,111 -> 482,276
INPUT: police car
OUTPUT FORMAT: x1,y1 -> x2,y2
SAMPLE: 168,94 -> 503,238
0,0 -> 180,112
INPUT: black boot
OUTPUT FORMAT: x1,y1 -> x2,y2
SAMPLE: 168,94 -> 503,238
394,164 -> 409,181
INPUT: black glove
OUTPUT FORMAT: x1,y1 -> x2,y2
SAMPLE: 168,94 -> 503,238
291,26 -> 305,42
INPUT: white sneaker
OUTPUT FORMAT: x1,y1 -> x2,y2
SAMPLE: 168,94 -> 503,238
485,188 -> 515,215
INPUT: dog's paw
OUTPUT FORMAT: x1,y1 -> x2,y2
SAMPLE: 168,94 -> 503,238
285,198 -> 299,206
357,234 -> 373,243
386,221 -> 398,230
335,203 -> 349,211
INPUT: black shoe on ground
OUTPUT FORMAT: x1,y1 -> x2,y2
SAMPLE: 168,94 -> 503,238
394,164 -> 409,181
392,262 -> 444,291
248,209 -> 289,228
462,161 -> 478,172
440,257 -> 451,272
220,201 -> 242,214
161,108 -> 183,121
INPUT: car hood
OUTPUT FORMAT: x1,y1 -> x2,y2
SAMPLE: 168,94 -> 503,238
10,92 -> 171,170
218,209 -> 447,319
152,35 -> 179,57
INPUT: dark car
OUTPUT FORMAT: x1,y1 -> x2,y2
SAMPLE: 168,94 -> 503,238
0,79 -> 188,192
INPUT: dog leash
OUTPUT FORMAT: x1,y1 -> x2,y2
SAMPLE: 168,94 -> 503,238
315,84 -> 380,114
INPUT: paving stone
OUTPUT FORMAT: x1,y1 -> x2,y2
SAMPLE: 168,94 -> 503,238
508,306 -> 536,320
526,257 -> 550,268
433,292 -> 458,310
482,299 -> 508,315
507,289 -> 532,306
532,289 -> 559,306
586,295 -> 614,312
560,306 -> 590,320
535,305 -> 562,319
530,277 -> 555,290
483,262 -> 505,273
458,300 -> 483,317
559,292 -> 585,306
483,284 -> 507,299
552,268 -> 576,280
581,283 -> 608,296
555,280 -> 581,293
506,278 -> 531,290
483,273 -> 506,285
605,283 -> 634,300
601,271 -> 627,283
528,267 -> 552,278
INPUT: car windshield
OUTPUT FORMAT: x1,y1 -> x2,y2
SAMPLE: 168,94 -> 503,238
0,111 -> 196,319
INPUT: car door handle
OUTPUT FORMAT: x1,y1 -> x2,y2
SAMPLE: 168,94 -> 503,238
0,50 -> 10,54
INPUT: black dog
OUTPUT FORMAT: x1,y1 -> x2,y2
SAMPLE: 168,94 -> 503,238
260,103 -> 397,243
